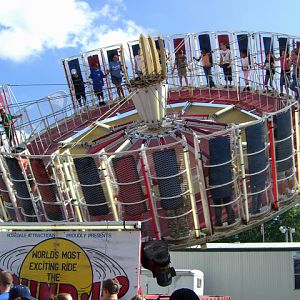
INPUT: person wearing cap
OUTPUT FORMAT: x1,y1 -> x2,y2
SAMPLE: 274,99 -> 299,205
131,295 -> 145,300
0,271 -> 13,300
169,288 -> 199,300
48,293 -> 72,300
70,69 -> 87,108
8,285 -> 36,300
101,278 -> 120,300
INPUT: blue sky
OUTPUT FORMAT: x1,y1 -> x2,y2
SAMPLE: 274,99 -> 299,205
0,0 -> 299,103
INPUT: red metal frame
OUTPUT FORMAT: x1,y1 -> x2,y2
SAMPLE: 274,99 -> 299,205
140,155 -> 160,240
268,118 -> 278,209
100,49 -> 112,101
62,60 -> 76,111
259,34 -> 265,88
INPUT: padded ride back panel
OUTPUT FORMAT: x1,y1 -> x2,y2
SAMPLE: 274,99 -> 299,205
153,149 -> 184,210
68,58 -> 83,79
30,158 -> 63,221
208,136 -> 233,200
132,44 -> 140,57
107,49 -> 119,62
112,155 -> 147,216
263,37 -> 274,55
237,34 -> 249,53
245,123 -> 267,190
87,54 -> 101,70
278,37 -> 289,53
198,34 -> 213,64
199,34 -> 212,52
5,157 -> 37,222
74,157 -> 109,216
173,38 -> 186,54
218,34 -> 230,48
273,109 -> 293,172
237,34 -> 251,64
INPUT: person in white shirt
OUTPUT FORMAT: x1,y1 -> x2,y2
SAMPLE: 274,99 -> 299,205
219,42 -> 232,88
134,48 -> 143,79
241,50 -> 250,91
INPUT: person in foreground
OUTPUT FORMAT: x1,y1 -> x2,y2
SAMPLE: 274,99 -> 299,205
169,288 -> 199,300
8,285 -> 36,300
49,293 -> 73,300
0,271 -> 13,300
101,278 -> 120,300
131,295 -> 146,300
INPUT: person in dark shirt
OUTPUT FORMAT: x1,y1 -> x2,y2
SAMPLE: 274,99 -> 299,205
71,69 -> 86,107
0,108 -> 22,146
263,51 -> 275,93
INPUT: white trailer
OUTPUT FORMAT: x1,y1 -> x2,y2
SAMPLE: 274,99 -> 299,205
141,269 -> 204,296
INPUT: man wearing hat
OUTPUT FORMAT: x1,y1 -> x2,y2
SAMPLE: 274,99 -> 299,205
8,285 -> 36,300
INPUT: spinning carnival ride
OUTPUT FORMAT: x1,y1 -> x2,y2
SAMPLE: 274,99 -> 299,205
0,31 -> 300,248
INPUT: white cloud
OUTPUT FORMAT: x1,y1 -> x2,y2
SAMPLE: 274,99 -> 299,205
83,20 -> 151,52
0,0 -> 151,62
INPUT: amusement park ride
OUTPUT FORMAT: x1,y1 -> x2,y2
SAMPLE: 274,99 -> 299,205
0,31 -> 300,287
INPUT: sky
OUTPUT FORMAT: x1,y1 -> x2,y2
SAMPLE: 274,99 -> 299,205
0,0 -> 299,104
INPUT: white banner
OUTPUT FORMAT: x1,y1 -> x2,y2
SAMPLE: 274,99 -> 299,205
0,230 -> 141,300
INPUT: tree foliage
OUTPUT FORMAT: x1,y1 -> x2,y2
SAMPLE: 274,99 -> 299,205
218,204 -> 300,243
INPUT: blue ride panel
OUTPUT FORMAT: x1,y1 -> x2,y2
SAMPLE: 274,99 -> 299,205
132,44 -> 140,56
153,149 -> 184,210
73,157 -> 109,216
237,34 -> 249,52
30,158 -> 63,221
112,155 -> 147,216
278,37 -> 289,53
237,34 -> 251,64
107,49 -> 119,62
208,136 -> 232,199
263,37 -> 274,55
245,123 -> 267,190
274,109 -> 293,172
68,58 -> 82,78
198,34 -> 212,52
5,157 -> 37,222
198,34 -> 213,64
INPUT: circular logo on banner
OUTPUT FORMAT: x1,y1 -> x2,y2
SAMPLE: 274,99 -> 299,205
20,238 -> 93,297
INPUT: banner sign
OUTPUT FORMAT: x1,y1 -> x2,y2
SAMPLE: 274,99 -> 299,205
0,230 -> 141,300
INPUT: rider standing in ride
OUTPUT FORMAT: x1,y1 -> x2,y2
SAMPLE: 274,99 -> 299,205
290,48 -> 300,100
263,51 -> 275,93
89,63 -> 106,106
109,54 -> 125,100
219,43 -> 232,88
71,69 -> 86,108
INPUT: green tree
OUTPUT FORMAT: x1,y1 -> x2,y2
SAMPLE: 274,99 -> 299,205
218,204 -> 300,243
